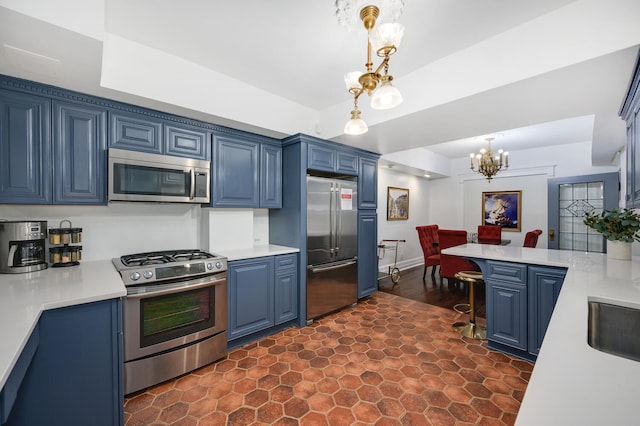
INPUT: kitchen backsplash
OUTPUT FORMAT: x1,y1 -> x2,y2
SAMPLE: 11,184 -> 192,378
0,204 -> 270,260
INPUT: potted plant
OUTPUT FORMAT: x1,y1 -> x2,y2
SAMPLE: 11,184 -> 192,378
583,208 -> 640,260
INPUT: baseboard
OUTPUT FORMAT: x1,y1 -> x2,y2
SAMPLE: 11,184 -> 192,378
378,256 -> 423,273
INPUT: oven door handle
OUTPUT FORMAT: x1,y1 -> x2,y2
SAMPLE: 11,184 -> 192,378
126,275 -> 226,299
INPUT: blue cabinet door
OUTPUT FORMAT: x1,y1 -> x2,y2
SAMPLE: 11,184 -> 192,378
336,151 -> 358,175
212,135 -> 259,207
275,254 -> 298,324
528,266 -> 566,355
228,257 -> 275,340
308,144 -> 335,172
358,211 -> 378,298
6,299 -> 123,426
260,144 -> 282,208
358,157 -> 378,209
486,280 -> 527,351
0,89 -> 51,204
164,122 -> 210,160
53,101 -> 107,204
109,110 -> 162,153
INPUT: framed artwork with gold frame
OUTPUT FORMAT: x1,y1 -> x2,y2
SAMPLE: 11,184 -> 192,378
387,187 -> 409,220
482,190 -> 521,231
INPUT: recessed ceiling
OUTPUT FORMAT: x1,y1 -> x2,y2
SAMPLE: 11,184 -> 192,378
0,0 -> 638,168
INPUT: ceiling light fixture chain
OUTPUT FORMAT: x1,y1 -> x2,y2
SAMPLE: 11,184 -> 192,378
470,137 -> 509,182
340,1 -> 405,135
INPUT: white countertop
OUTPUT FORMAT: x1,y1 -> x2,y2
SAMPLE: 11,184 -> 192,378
222,244 -> 299,261
442,244 -> 640,426
0,260 -> 126,390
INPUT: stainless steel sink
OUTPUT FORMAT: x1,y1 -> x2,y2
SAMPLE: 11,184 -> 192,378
588,300 -> 640,362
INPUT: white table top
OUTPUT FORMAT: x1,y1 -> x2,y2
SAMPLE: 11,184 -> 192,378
0,260 -> 126,390
442,244 -> 640,425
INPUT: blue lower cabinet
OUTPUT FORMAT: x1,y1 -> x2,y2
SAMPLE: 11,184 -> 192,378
4,299 -> 123,426
228,257 -> 275,340
228,254 -> 298,343
275,254 -> 298,324
486,280 -> 527,351
528,266 -> 566,355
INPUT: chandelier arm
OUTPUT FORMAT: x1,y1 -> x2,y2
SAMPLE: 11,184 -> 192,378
372,56 -> 390,77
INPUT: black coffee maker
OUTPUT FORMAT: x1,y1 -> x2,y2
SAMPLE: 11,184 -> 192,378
0,220 -> 48,273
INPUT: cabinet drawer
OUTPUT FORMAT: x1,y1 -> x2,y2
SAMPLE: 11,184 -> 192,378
275,254 -> 297,271
485,261 -> 527,284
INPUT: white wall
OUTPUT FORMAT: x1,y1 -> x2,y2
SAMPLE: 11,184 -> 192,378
385,140 -> 620,260
376,167 -> 431,272
0,204 -> 269,261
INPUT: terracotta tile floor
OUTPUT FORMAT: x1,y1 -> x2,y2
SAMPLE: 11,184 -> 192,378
124,292 -> 533,425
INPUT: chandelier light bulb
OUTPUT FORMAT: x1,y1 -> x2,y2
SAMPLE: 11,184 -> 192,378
344,117 -> 368,135
371,78 -> 402,109
370,23 -> 405,54
344,71 -> 363,90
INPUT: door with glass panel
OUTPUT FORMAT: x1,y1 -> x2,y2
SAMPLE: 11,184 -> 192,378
547,173 -> 619,251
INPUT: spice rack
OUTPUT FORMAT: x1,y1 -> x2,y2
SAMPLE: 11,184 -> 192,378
48,219 -> 82,267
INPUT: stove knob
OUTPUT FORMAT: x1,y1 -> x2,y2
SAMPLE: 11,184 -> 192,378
143,270 -> 153,279
206,262 -> 214,270
215,262 -> 222,269
130,272 -> 141,281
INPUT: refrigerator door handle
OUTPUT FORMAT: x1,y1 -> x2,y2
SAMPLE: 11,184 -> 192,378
307,260 -> 357,273
329,182 -> 335,257
335,183 -> 342,255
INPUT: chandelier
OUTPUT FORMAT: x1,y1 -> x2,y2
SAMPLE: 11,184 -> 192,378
470,137 -> 509,182
338,1 -> 405,135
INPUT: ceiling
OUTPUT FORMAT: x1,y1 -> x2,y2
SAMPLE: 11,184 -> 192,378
0,0 -> 639,172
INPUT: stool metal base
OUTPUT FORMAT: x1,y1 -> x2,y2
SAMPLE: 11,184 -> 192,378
453,303 -> 471,314
453,321 -> 487,340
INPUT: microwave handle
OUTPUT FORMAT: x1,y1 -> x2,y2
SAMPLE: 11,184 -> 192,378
189,168 -> 195,200
7,244 -> 17,267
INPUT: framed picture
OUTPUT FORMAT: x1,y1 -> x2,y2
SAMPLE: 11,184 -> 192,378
387,187 -> 409,220
482,190 -> 521,232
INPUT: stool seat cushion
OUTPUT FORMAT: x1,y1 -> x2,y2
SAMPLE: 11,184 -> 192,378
455,270 -> 483,281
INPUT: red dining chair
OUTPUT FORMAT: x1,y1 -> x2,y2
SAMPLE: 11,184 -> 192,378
416,225 -> 440,280
438,229 -> 480,287
477,225 -> 502,245
523,229 -> 543,248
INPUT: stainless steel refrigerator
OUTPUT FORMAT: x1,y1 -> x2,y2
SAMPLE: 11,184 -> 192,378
306,175 -> 358,320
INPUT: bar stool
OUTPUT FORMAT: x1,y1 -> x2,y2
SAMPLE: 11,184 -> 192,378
452,271 -> 486,340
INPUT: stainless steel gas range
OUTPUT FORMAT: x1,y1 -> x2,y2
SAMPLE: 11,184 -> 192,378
112,249 -> 228,395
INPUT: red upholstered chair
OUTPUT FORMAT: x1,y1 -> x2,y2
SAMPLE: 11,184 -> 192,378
477,225 -> 502,245
416,225 -> 440,280
438,229 -> 480,287
523,229 -> 543,248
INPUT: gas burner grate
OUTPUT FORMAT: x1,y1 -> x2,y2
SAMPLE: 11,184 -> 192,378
120,250 -> 216,267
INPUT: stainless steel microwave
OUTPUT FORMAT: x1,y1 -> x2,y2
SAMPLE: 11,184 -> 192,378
108,148 -> 210,203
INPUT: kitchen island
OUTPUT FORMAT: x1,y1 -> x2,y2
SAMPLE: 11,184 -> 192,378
0,260 -> 126,425
442,244 -> 640,425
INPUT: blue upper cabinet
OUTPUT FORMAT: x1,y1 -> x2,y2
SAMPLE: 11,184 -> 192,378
109,110 -> 162,154
211,133 -> 282,208
260,144 -> 282,208
0,89 -> 52,204
53,101 -> 107,204
110,110 -> 211,160
308,144 -> 359,175
164,122 -> 211,160
358,156 -> 378,209
212,135 -> 260,207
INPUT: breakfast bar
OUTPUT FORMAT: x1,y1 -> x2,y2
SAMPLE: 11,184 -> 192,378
442,243 -> 640,425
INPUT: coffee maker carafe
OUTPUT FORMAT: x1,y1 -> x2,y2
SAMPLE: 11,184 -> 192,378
0,220 -> 48,273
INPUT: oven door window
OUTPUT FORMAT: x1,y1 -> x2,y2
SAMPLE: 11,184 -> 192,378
140,286 -> 215,347
113,163 -> 190,196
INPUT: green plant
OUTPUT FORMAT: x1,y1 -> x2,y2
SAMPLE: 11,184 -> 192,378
583,208 -> 640,243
